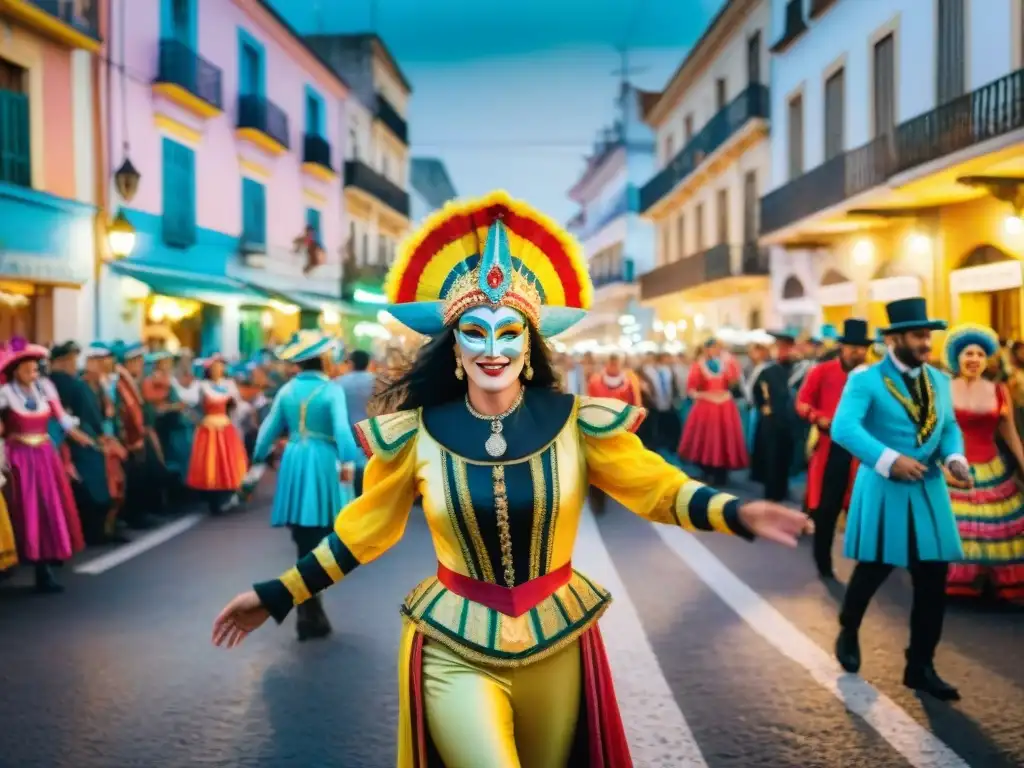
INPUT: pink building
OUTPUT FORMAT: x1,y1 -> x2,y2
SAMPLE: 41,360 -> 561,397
101,0 -> 350,356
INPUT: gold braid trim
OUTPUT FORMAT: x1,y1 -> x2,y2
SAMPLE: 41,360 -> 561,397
883,374 -> 937,445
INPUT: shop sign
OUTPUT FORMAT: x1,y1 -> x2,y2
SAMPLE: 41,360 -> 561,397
0,252 -> 89,284
818,281 -> 857,307
950,260 -> 1024,294
869,276 -> 921,303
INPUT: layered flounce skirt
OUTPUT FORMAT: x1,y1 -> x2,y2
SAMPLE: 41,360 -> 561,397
3,437 -> 84,562
269,437 -> 355,529
677,398 -> 749,469
947,454 -> 1024,602
186,418 -> 248,492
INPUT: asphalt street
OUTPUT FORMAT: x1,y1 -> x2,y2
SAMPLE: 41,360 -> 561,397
1,473 -> 1022,768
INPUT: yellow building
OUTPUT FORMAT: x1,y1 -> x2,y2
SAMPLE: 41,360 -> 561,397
638,0 -> 772,348
762,2 -> 1024,341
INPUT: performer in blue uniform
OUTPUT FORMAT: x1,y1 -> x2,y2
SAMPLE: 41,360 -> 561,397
831,297 -> 970,701
248,330 -> 360,640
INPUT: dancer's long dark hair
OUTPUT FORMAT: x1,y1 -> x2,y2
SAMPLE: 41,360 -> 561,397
373,322 -> 559,414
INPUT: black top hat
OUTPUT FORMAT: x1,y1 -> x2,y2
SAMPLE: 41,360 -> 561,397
768,330 -> 796,344
880,297 -> 947,333
836,318 -> 871,346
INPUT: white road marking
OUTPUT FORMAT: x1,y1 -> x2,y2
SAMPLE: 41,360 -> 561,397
651,524 -> 969,768
575,509 -> 708,768
74,514 -> 204,575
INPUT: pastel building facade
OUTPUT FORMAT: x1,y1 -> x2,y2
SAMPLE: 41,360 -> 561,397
762,0 -> 1024,339
102,0 -> 350,356
639,0 -> 772,348
410,157 -> 457,223
0,0 -> 101,345
563,83 -> 656,349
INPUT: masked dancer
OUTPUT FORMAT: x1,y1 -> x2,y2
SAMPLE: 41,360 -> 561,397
943,324 -> 1024,604
247,330 -> 360,640
211,191 -> 810,767
832,299 -> 968,700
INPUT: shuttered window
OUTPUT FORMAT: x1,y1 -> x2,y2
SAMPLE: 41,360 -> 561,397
161,137 -> 196,247
0,89 -> 30,187
241,178 -> 266,248
695,202 -> 705,251
824,67 -> 845,160
747,31 -> 761,85
676,213 -> 686,260
873,33 -> 896,137
306,207 -> 321,236
936,0 -> 965,104
787,93 -> 804,179
743,171 -> 758,243
716,188 -> 729,244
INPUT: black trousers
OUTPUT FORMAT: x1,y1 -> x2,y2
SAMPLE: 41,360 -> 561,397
291,525 -> 332,558
840,537 -> 949,666
812,442 -> 854,572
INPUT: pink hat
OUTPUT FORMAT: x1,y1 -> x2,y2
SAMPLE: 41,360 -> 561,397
201,353 -> 226,369
0,336 -> 49,381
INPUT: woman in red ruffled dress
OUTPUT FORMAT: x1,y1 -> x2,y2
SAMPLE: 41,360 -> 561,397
677,338 -> 748,485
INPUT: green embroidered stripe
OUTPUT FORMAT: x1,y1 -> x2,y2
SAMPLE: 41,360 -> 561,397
529,607 -> 545,643
367,416 -> 416,456
578,403 -> 633,436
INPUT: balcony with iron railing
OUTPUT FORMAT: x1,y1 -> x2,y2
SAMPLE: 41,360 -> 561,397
344,160 -> 411,219
760,67 -> 1024,237
154,39 -> 223,118
9,0 -> 101,50
376,93 -> 408,144
302,134 -> 334,181
640,83 -> 769,213
236,94 -> 290,155
591,258 -> 635,289
639,244 -> 769,301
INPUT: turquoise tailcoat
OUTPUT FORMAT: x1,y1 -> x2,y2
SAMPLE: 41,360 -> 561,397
831,356 -> 965,567
253,371 -> 360,529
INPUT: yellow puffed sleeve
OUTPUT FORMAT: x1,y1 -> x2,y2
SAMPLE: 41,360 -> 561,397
577,396 -> 752,538
254,410 -> 420,622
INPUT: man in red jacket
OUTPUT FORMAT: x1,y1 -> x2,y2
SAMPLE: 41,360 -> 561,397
797,318 -> 871,579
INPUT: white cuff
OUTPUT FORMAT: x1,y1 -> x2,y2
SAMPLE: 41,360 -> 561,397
58,413 -> 80,432
874,448 -> 900,478
944,454 -> 968,468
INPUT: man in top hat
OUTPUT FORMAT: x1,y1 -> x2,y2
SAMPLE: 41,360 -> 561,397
750,331 -> 802,502
831,297 -> 969,700
796,318 -> 871,579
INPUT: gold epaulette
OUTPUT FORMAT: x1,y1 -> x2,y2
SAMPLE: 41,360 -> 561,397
576,395 -> 646,438
354,409 -> 420,460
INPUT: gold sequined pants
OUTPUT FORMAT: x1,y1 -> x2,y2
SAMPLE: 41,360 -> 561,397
422,638 -> 581,768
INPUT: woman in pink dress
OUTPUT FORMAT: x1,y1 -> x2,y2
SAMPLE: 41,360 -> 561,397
0,338 -> 94,592
677,338 -> 749,485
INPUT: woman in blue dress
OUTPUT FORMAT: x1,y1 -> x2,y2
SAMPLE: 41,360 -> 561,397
248,330 -> 360,640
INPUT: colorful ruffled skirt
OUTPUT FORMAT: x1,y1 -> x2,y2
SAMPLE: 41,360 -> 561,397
677,398 -> 748,470
186,417 -> 248,492
947,454 -> 1024,602
3,437 -> 84,562
269,436 -> 354,529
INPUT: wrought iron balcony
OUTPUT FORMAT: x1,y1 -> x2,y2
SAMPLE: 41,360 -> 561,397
237,94 -> 290,151
344,160 -> 411,218
302,134 -> 332,171
640,84 -> 769,212
770,0 -> 808,53
27,0 -> 100,42
760,68 -> 1024,236
155,39 -> 223,114
639,244 -> 769,301
376,93 -> 408,144
592,258 -> 635,288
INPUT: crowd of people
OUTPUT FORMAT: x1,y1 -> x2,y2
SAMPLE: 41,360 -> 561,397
0,335 -> 379,594
557,315 -> 1024,608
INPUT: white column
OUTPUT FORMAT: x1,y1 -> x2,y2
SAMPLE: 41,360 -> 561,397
219,302 -> 241,359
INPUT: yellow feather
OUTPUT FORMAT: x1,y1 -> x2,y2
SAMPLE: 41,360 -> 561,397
384,190 -> 593,310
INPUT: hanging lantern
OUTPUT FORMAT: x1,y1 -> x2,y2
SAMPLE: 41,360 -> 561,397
107,210 -> 137,259
114,158 -> 141,202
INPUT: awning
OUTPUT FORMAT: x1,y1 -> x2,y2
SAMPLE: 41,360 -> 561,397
110,261 -> 269,305
238,280 -> 354,315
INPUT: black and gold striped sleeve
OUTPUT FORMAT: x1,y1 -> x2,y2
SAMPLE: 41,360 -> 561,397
579,400 -> 753,540
254,415 -> 420,623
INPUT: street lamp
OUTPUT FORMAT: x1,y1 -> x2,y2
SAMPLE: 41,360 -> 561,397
107,210 -> 136,259
113,158 -> 141,203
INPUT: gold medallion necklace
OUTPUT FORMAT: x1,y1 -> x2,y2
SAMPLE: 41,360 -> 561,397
465,387 -> 525,458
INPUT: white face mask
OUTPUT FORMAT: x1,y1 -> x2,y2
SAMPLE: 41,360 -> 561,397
455,306 -> 527,393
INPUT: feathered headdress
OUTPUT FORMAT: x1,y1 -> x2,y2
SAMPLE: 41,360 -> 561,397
383,190 -> 592,337
943,323 -> 999,374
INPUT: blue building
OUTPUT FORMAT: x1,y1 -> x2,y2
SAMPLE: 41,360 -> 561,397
562,82 -> 656,349
409,157 -> 458,223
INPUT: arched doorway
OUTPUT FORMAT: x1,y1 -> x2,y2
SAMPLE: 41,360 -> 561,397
819,268 -> 855,329
782,275 -> 805,299
952,245 -> 1022,339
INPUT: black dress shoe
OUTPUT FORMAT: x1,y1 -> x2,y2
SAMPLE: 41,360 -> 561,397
33,565 -> 64,594
306,598 -> 332,639
904,664 -> 961,701
835,628 -> 861,673
296,603 -> 315,641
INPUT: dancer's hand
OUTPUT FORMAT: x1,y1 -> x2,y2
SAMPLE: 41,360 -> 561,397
212,591 -> 270,649
739,501 -> 813,547
891,455 -> 927,481
947,459 -> 973,489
